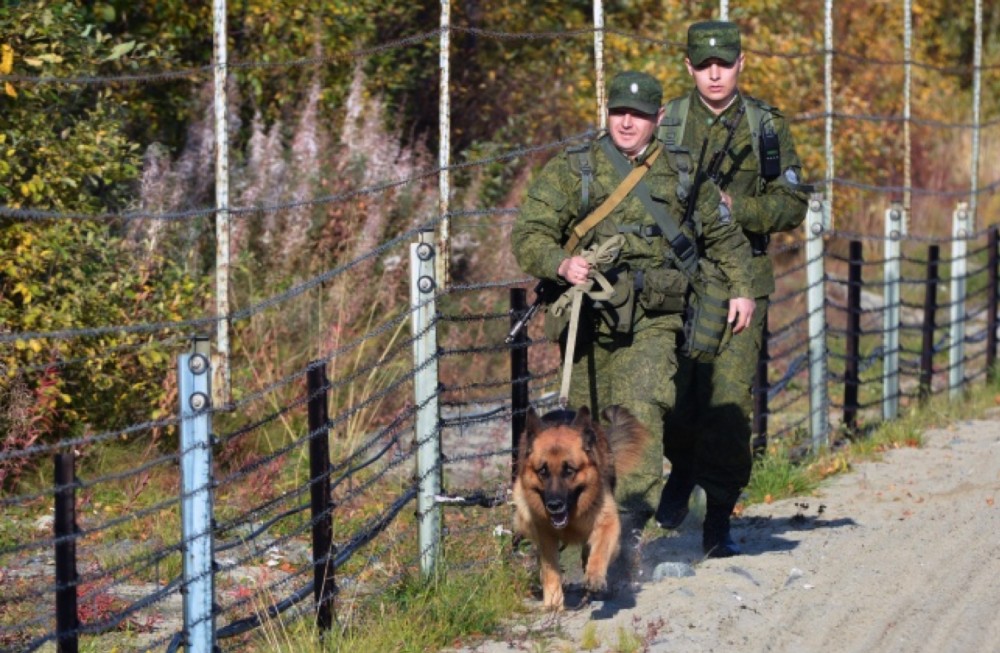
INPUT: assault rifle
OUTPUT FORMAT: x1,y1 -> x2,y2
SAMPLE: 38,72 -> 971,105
504,278 -> 565,344
681,103 -> 746,229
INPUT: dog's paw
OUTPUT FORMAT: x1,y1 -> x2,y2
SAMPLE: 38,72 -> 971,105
542,586 -> 565,612
583,574 -> 608,595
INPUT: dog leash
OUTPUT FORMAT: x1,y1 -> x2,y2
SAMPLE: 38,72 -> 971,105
550,235 -> 625,406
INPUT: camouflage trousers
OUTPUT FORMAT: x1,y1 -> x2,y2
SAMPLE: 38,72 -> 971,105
663,297 -> 769,505
563,312 -> 683,517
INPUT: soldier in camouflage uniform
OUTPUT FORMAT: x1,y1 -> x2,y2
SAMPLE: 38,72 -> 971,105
512,71 -> 756,523
656,21 -> 811,557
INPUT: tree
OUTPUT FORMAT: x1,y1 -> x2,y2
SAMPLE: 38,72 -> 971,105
1,2 -> 201,468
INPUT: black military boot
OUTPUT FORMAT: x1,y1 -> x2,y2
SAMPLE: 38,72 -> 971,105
702,499 -> 741,558
654,466 -> 696,530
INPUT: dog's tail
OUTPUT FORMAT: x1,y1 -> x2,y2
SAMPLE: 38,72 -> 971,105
600,405 -> 651,476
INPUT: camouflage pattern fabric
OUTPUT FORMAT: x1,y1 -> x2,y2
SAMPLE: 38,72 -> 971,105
681,91 -> 808,297
687,20 -> 741,67
663,90 -> 808,503
664,297 -> 767,505
512,133 -> 754,515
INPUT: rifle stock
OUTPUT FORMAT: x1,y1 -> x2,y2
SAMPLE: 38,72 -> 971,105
505,278 -> 565,344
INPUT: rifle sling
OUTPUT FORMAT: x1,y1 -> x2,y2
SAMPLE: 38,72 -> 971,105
563,144 -> 661,254
598,138 -> 699,279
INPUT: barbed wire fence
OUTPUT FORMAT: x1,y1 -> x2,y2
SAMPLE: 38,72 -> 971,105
2,1 -> 999,651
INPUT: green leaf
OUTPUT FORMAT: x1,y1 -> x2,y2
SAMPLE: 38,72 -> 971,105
102,40 -> 135,62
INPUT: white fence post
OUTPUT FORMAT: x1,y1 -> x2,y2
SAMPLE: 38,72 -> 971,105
437,0 -> 451,289
593,0 -> 606,130
411,239 -> 441,576
883,202 -> 906,420
179,339 -> 216,653
212,0 -> 231,408
949,202 -> 972,398
805,194 -> 829,450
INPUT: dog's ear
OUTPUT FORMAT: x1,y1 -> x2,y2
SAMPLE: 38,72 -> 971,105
572,406 -> 599,452
521,407 -> 543,455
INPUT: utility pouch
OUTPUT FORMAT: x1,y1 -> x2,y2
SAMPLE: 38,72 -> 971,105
595,268 -> 635,334
681,261 -> 734,361
637,267 -> 688,314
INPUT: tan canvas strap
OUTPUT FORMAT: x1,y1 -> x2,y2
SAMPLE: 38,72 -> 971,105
550,236 -> 625,405
563,144 -> 662,254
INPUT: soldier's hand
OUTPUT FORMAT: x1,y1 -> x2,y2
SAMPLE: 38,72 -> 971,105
558,255 -> 591,286
728,297 -> 755,334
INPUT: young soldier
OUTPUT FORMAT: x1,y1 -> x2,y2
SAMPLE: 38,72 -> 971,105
657,21 -> 812,557
512,70 -> 755,526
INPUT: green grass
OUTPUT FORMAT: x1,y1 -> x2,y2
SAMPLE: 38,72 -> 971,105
240,543 -> 532,653
746,371 -> 1000,507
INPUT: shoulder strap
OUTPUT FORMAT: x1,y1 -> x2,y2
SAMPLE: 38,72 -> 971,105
657,96 -> 690,149
566,143 -> 595,216
597,138 -> 699,277
563,145 -> 661,254
742,95 -> 763,164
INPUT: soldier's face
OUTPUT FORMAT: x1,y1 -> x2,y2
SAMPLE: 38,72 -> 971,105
608,106 -> 666,158
686,53 -> 744,113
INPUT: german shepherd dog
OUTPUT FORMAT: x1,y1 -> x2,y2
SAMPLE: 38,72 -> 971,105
513,405 -> 650,610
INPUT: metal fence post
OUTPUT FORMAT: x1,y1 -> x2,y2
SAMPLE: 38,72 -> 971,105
307,362 -> 335,633
988,225 -> 998,375
54,453 -> 79,653
949,203 -> 972,398
211,0 -> 231,408
805,194 -> 829,450
920,246 -> 941,403
411,239 -> 440,576
179,341 -> 216,653
883,202 -> 906,419
844,240 -> 863,432
509,288 -> 529,481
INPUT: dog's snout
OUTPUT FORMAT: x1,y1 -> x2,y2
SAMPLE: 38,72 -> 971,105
545,498 -> 566,514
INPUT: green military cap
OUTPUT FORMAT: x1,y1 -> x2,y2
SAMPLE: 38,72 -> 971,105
687,20 -> 741,67
607,71 -> 662,115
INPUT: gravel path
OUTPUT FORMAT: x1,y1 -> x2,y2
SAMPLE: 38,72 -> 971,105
449,409 -> 1000,653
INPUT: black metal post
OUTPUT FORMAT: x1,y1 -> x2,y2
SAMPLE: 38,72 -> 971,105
843,240 -> 863,431
54,453 -> 78,653
987,225 -> 998,376
752,319 -> 770,456
920,245 -> 940,403
510,288 -> 529,481
307,362 -> 335,633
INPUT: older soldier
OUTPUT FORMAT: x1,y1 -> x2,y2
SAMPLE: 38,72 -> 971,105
512,70 -> 755,527
657,21 -> 811,557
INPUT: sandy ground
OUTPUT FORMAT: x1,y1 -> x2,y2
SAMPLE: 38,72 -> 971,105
449,408 -> 1000,653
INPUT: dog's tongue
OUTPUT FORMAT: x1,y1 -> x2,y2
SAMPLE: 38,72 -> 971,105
550,511 -> 569,530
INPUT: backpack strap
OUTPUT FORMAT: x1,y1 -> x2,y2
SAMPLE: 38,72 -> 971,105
658,96 -> 689,149
598,138 -> 699,278
566,143 -> 595,216
563,145 -> 662,253
657,97 -> 693,193
742,94 -> 782,182
742,94 -> 765,167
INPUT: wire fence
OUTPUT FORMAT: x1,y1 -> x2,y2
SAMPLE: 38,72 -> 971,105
2,4 -> 1000,652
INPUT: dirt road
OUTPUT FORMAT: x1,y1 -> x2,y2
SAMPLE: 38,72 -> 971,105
451,410 -> 1000,653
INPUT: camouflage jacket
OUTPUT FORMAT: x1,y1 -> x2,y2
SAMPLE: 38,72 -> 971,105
512,134 -> 754,330
666,90 -> 809,297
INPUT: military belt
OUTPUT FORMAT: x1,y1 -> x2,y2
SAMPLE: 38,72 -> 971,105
618,224 -> 663,238
618,223 -> 696,269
